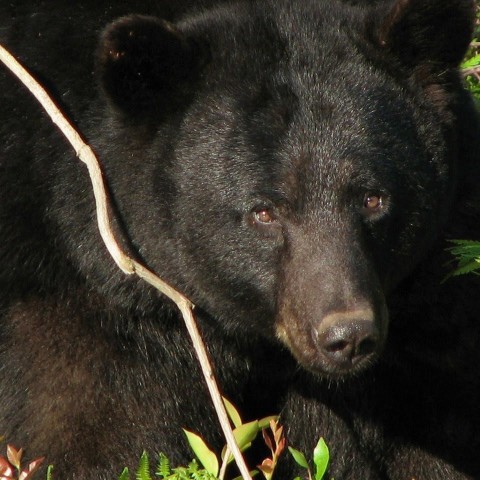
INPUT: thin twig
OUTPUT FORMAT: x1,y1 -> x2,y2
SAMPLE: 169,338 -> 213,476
0,43 -> 252,480
462,65 -> 480,80
218,446 -> 231,480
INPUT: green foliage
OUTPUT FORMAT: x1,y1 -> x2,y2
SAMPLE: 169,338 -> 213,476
447,240 -> 480,277
119,467 -> 131,480
113,398 -> 330,480
136,451 -> 153,480
312,439 -> 329,480
157,453 -> 171,479
287,448 -> 309,470
118,453 -> 217,480
159,459 -> 218,480
222,397 -> 242,428
465,76 -> 480,102
115,399 -> 283,480
116,451 -> 155,480
183,430 -> 219,477
184,398 -> 279,478
45,465 -> 53,480
462,4 -> 480,101
451,7 -> 480,278
289,438 -> 330,480
462,54 -> 480,70
117,435 -> 331,480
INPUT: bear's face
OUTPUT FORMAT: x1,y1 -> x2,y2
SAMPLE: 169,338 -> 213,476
92,0 -> 474,376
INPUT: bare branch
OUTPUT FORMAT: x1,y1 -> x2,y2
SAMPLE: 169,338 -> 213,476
462,65 -> 480,81
0,44 -> 252,480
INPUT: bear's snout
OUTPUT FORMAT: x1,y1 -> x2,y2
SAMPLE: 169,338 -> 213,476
315,309 -> 380,372
276,225 -> 389,376
276,303 -> 387,377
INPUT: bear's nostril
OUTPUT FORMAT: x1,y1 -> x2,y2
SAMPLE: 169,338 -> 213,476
323,339 -> 352,354
356,336 -> 377,357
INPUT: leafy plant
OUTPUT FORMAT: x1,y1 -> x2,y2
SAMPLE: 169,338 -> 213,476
0,445 -> 44,480
116,397 -> 331,480
289,438 -> 330,480
118,451 -> 218,480
257,420 -> 286,480
182,431 -> 220,478
448,6 -> 480,279
447,240 -> 480,277
462,3 -> 480,101
184,397 -> 275,479
116,399 -> 279,480
45,466 -> 53,480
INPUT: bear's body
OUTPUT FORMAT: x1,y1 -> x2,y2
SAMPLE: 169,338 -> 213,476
1,0 -> 479,479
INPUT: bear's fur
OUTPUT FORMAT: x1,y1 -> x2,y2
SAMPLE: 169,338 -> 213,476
0,0 -> 479,478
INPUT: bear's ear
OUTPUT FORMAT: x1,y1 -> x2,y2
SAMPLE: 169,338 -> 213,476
375,0 -> 474,70
96,15 -> 206,117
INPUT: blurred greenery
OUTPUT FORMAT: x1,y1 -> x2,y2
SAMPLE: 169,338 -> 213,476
462,3 -> 480,101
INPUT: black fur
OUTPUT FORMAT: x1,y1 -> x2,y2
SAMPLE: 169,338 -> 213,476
0,0 -> 479,478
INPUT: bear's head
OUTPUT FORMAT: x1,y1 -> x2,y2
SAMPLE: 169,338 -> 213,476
82,0 -> 475,377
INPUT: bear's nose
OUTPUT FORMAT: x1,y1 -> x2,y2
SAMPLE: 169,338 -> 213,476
315,309 -> 380,372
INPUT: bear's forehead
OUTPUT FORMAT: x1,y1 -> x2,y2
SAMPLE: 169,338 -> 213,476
176,0 -> 427,211
186,0 -> 410,131
183,0 -> 364,81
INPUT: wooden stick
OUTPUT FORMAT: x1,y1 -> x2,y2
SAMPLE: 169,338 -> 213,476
0,43 -> 252,480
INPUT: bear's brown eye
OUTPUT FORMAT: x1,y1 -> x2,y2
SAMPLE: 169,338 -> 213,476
363,193 -> 383,212
253,208 -> 275,224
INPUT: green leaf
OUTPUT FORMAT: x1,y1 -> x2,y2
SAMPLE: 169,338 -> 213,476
118,467 -> 130,480
313,438 -> 329,480
156,453 -> 171,479
448,240 -> 480,259
183,429 -> 219,477
257,415 -> 279,429
222,397 -> 243,428
445,239 -> 480,279
222,420 -> 261,464
450,260 -> 480,277
136,451 -> 152,480
171,465 -> 190,480
46,465 -> 54,480
288,447 -> 309,469
461,54 -> 480,68
233,420 -> 261,450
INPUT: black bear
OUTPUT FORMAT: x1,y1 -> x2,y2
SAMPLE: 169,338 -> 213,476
0,0 -> 479,479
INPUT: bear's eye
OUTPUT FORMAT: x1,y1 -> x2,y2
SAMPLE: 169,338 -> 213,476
247,205 -> 283,239
253,208 -> 276,224
362,192 -> 385,216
